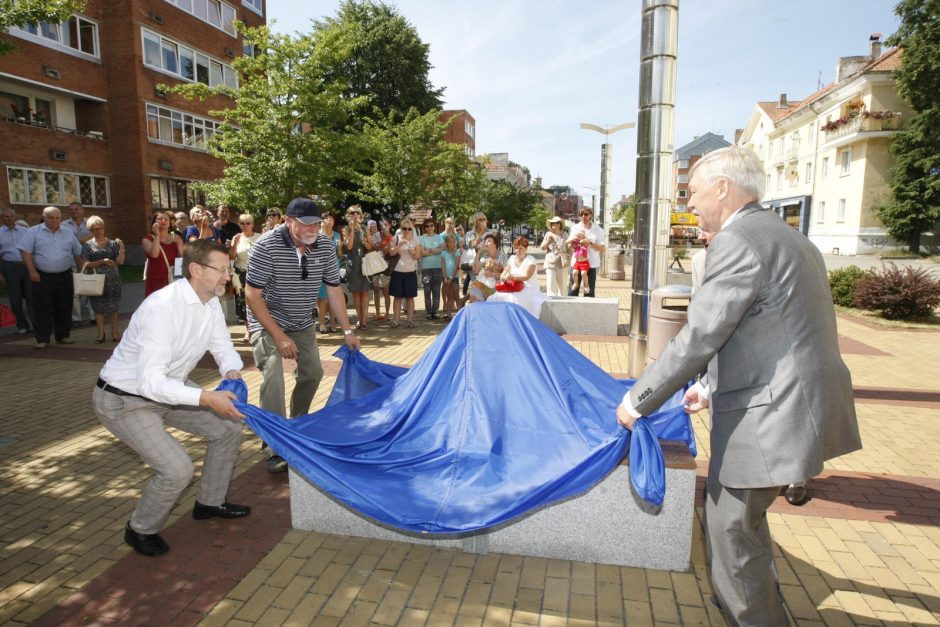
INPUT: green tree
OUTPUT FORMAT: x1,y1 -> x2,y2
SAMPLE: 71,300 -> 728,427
358,108 -> 484,220
312,0 -> 443,122
881,0 -> 940,252
0,0 -> 86,55
166,24 -> 366,211
482,180 -> 543,229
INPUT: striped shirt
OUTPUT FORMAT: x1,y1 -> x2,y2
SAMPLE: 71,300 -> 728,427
245,225 -> 341,333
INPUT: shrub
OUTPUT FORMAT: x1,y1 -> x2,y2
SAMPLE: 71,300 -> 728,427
853,264 -> 940,320
829,265 -> 867,307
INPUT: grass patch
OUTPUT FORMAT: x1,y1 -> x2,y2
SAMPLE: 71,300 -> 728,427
835,305 -> 940,329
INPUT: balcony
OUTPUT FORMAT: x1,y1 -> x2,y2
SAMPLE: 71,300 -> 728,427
823,112 -> 902,148
1,115 -> 105,140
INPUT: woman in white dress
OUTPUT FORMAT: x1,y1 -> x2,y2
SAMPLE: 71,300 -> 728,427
489,236 -> 546,318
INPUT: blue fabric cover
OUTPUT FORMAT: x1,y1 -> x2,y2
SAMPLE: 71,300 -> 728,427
236,302 -> 694,533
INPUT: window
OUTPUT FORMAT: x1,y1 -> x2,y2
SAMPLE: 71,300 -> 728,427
165,0 -> 237,36
146,103 -> 222,150
11,14 -> 100,59
242,0 -> 263,16
839,148 -> 851,176
141,28 -> 236,89
150,176 -> 205,211
677,174 -> 688,184
821,157 -> 829,178
808,123 -> 815,142
7,167 -> 109,207
805,163 -> 812,183
837,199 -> 846,222
0,90 -> 55,125
677,159 -> 689,169
464,120 -> 474,138
817,201 -> 825,223
677,189 -> 687,199
775,167 -> 783,190
676,204 -> 687,212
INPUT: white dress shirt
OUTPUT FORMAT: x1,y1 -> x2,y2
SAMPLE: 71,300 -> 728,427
99,279 -> 243,406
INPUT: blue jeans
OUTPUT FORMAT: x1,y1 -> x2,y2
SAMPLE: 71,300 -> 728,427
421,267 -> 442,315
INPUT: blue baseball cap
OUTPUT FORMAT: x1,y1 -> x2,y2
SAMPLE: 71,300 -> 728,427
285,198 -> 323,224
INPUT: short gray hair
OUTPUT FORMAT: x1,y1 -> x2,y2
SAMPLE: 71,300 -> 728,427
87,215 -> 104,229
42,206 -> 61,218
689,146 -> 765,200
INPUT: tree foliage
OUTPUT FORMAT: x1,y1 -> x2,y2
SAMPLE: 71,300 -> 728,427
311,0 -> 443,122
358,108 -> 485,221
166,24 -> 366,211
881,0 -> 940,251
482,180 -> 543,229
0,0 -> 86,55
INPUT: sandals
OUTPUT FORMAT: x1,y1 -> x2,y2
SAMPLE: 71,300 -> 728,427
406,321 -> 415,329
95,334 -> 106,345
390,320 -> 400,328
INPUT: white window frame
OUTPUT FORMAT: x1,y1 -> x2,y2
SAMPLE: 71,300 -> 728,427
10,14 -> 100,61
7,166 -> 110,207
839,148 -> 851,176
817,201 -> 825,223
836,199 -> 846,223
808,123 -> 815,142
242,0 -> 263,16
677,189 -> 687,199
1,88 -> 56,126
141,27 -> 237,89
821,157 -> 829,179
146,102 -> 222,151
805,162 -> 812,183
677,173 -> 688,184
677,159 -> 689,169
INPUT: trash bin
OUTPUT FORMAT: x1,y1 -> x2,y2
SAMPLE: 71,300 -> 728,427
607,245 -> 626,280
647,285 -> 692,364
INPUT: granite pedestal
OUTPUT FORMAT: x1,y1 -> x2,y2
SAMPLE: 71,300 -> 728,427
290,441 -> 696,571
539,297 -> 619,336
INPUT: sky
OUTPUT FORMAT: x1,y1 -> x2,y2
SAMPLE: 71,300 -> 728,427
268,0 -> 902,205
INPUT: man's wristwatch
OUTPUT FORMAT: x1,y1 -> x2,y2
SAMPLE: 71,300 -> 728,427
343,329 -> 353,336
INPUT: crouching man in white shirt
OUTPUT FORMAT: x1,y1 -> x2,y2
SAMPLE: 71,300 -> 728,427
92,239 -> 249,557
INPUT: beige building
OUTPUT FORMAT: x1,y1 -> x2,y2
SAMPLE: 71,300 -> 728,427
737,35 -> 912,255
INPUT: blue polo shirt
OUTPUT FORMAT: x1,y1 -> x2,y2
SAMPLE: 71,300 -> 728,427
419,233 -> 444,270
0,224 -> 28,262
18,223 -> 82,273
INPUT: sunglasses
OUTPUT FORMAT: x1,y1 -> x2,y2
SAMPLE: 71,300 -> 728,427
300,255 -> 308,280
580,213 -> 591,217
349,211 -> 362,216
402,227 -> 413,231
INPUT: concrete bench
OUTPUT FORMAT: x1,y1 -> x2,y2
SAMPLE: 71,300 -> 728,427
289,440 -> 697,571
539,296 -> 620,336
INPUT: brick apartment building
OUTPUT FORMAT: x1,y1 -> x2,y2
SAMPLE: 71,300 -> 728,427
0,0 -> 266,253
438,109 -> 475,158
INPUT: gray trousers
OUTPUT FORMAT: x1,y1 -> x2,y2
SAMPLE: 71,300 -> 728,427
92,386 -> 243,535
421,267 -> 442,315
1,260 -> 33,330
251,326 -> 322,418
705,472 -> 788,626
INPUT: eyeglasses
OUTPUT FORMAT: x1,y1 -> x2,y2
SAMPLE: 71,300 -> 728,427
580,212 -> 591,217
349,211 -> 362,216
300,255 -> 308,280
197,262 -> 231,276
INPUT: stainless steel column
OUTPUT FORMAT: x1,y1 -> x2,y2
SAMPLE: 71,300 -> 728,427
629,0 -> 678,376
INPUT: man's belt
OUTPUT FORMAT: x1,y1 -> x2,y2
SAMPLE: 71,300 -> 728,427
96,378 -> 146,400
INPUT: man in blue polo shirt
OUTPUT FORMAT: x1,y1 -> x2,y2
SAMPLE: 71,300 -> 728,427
245,197 -> 362,473
0,207 -> 33,334
18,206 -> 83,349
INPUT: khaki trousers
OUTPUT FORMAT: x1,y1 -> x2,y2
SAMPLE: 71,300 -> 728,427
92,386 -> 243,534
251,326 -> 322,418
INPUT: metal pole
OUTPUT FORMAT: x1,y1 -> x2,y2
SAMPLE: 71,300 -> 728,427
600,143 -> 612,230
629,0 -> 678,376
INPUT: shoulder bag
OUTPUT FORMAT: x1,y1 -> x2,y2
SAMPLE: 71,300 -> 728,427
73,263 -> 105,296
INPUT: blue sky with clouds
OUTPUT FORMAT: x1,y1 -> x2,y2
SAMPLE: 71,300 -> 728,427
268,0 -> 901,204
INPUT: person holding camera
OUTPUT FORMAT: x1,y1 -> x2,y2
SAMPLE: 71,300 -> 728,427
142,211 -> 184,296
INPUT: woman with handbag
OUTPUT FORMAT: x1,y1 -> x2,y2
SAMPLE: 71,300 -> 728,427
230,213 -> 259,341
341,205 -> 372,329
540,216 -> 569,297
82,216 -> 125,343
387,217 -> 423,328
142,211 -> 183,296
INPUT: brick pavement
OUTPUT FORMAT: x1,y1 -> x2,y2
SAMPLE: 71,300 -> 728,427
1,274 -> 939,626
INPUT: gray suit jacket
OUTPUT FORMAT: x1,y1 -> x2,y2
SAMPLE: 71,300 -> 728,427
631,204 -> 861,488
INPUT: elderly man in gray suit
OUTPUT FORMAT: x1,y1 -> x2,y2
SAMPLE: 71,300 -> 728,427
617,146 -> 861,626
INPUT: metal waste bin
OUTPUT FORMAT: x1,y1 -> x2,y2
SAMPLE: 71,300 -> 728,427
647,285 -> 692,364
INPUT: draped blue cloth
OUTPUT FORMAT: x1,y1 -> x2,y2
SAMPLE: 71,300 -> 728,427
232,302 -> 694,534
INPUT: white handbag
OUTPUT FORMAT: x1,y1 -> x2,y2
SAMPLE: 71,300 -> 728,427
73,263 -> 105,296
361,250 -> 389,277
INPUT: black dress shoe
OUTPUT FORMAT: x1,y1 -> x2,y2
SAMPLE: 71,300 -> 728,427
124,522 -> 169,556
192,501 -> 251,520
784,483 -> 809,506
266,454 -> 288,473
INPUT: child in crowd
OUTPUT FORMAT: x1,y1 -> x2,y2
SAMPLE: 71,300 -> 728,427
570,233 -> 591,296
440,234 -> 461,320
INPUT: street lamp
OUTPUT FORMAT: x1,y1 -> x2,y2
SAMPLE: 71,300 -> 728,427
579,122 -> 635,230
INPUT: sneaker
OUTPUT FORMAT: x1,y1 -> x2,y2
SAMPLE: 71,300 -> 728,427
35,342 -> 48,349
266,455 -> 288,473
58,337 -> 76,345
15,328 -> 29,335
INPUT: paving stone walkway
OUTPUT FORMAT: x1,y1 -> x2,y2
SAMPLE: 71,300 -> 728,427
1,273 -> 939,626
